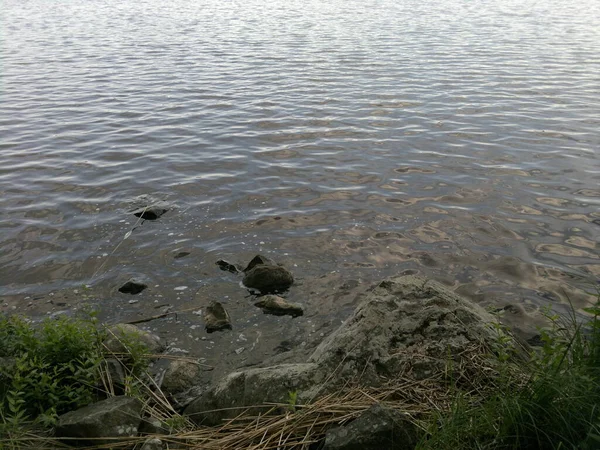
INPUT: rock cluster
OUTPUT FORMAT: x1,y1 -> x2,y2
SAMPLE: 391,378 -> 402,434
185,275 -> 507,426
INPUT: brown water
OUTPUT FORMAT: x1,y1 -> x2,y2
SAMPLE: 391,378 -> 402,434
1,0 -> 599,374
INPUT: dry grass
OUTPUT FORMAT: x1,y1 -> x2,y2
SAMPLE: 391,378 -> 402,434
4,342 -> 515,450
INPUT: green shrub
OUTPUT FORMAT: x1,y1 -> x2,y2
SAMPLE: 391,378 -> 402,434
0,313 -> 105,426
418,294 -> 600,450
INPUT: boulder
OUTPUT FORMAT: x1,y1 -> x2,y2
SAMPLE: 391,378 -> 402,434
254,295 -> 304,317
243,254 -> 276,272
204,301 -> 232,333
55,396 -> 142,446
118,279 -> 147,295
242,265 -> 294,293
103,323 -> 165,356
185,363 -> 322,426
162,360 -> 200,395
308,275 -> 502,384
133,206 -> 168,220
323,404 -> 418,450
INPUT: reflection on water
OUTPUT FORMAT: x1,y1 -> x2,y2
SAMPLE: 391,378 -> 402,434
1,0 -> 599,366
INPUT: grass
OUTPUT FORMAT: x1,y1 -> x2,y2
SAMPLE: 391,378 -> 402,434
1,292 -> 599,449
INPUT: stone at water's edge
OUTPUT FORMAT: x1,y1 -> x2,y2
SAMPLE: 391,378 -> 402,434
323,404 -> 418,450
204,301 -> 232,333
162,359 -> 201,394
118,279 -> 148,295
133,206 -> 168,220
103,323 -> 165,355
216,259 -> 241,274
242,265 -> 294,293
185,275 -> 513,426
55,396 -> 142,446
243,254 -> 276,273
254,294 -> 304,317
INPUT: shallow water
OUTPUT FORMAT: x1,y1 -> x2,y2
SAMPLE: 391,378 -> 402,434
1,0 -> 599,371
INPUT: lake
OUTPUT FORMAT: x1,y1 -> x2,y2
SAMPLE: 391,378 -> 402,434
1,0 -> 599,371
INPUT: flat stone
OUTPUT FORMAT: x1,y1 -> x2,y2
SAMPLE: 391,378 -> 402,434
324,404 -> 418,450
162,360 -> 200,394
216,259 -> 241,274
118,279 -> 148,295
103,323 -> 165,356
55,396 -> 142,446
204,301 -> 232,333
242,265 -> 294,294
254,295 -> 303,317
133,206 -> 168,220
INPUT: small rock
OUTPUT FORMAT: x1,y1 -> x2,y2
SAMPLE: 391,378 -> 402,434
162,360 -> 200,394
118,280 -> 148,295
243,254 -> 276,272
254,295 -> 304,317
55,396 -> 142,446
141,437 -> 164,450
174,251 -> 190,259
216,259 -> 241,274
133,206 -> 168,220
243,265 -> 294,293
204,301 -> 232,333
323,404 -> 418,450
103,323 -> 165,355
103,358 -> 126,389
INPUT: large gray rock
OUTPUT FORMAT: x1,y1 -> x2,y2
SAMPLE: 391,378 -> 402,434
55,396 -> 142,446
184,275 -> 510,426
242,265 -> 294,293
324,404 -> 418,450
103,323 -> 165,356
309,275 -> 502,384
185,363 -> 322,426
162,360 -> 200,395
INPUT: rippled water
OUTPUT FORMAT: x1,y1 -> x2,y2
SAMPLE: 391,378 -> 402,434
1,0 -> 600,363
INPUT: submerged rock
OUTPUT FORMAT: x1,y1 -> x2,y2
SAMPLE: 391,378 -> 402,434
216,259 -> 241,274
243,265 -> 294,293
204,301 -> 232,333
133,206 -> 168,220
55,396 -> 142,446
174,251 -> 191,259
243,254 -> 276,273
323,404 -> 418,450
118,279 -> 147,295
254,295 -> 303,317
103,323 -> 165,356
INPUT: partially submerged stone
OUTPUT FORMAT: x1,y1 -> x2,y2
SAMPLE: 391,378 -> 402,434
133,206 -> 168,220
204,301 -> 232,333
118,279 -> 147,295
243,254 -> 276,273
216,259 -> 241,274
254,295 -> 303,317
243,265 -> 294,293
55,396 -> 142,446
103,323 -> 165,356
174,251 -> 191,259
323,404 -> 418,450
